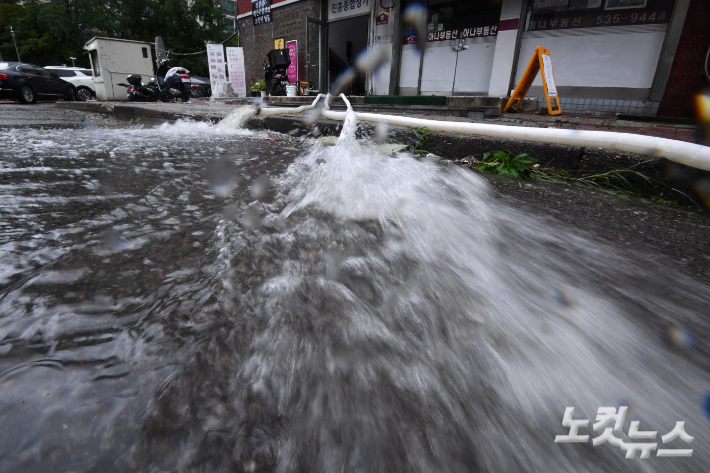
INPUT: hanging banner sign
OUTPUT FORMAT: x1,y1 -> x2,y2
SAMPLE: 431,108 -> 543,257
226,47 -> 247,97
328,0 -> 371,21
286,41 -> 298,83
252,0 -> 272,26
504,46 -> 561,115
206,43 -> 226,97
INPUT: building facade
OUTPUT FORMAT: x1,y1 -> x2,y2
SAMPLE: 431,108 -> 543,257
235,0 -> 709,118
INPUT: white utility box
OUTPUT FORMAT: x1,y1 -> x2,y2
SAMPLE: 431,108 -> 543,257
84,37 -> 154,101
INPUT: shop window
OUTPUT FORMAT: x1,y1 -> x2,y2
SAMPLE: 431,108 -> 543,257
526,0 -> 675,32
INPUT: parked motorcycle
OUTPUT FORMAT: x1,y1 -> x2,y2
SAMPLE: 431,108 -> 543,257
264,49 -> 291,97
117,51 -> 191,102
118,74 -> 158,101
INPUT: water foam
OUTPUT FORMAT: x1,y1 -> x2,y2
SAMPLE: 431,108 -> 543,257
201,113 -> 710,471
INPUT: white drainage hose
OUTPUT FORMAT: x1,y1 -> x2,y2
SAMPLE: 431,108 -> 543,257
256,94 -> 325,116
318,94 -> 710,172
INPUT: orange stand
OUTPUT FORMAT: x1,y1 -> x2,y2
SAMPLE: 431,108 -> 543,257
504,46 -> 561,115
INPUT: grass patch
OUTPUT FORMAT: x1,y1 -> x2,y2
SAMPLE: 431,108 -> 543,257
468,150 -> 701,210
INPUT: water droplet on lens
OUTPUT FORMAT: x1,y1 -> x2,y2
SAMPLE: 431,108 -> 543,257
702,391 -> 710,423
250,175 -> 271,200
204,159 -> 240,198
375,122 -> 389,144
384,229 -> 406,253
553,288 -> 570,307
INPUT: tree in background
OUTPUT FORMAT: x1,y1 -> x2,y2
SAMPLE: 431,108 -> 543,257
0,0 -> 233,76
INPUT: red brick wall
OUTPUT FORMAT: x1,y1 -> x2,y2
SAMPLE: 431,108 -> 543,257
658,0 -> 710,118
238,0 -> 321,87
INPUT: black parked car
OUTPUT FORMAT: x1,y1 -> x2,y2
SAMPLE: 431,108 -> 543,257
0,62 -> 74,104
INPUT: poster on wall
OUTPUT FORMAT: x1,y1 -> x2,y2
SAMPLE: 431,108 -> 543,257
206,43 -> 226,97
226,47 -> 247,97
604,0 -> 647,9
286,41 -> 298,83
329,0 -> 371,21
252,0 -> 272,26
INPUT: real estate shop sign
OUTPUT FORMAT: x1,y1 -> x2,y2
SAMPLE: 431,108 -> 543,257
252,0 -> 272,26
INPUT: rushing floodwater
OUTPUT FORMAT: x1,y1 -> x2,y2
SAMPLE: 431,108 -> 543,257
1,110 -> 709,472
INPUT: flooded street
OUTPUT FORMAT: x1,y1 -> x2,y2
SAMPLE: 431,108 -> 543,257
1,104 -> 710,472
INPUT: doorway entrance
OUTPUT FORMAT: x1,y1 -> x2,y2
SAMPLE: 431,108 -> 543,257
328,15 -> 369,95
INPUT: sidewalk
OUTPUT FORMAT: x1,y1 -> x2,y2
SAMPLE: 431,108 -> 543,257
55,99 -> 707,145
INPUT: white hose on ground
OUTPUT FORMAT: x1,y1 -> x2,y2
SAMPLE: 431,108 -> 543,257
316,94 -> 710,172
256,94 -> 325,116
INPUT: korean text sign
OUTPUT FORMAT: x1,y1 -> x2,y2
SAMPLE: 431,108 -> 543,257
252,0 -> 272,26
206,43 -> 226,97
286,41 -> 298,83
226,47 -> 247,97
329,0 -> 370,21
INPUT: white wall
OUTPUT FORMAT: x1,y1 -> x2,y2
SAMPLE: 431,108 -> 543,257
453,37 -> 496,95
399,44 -> 420,91
420,36 -> 496,95
420,42 -> 457,94
515,24 -> 667,91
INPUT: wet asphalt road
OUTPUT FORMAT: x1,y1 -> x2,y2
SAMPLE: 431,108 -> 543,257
2,102 -> 710,472
2,102 -> 710,294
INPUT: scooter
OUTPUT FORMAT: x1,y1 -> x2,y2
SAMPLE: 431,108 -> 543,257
264,49 -> 291,97
118,75 -> 158,102
154,54 -> 191,102
117,51 -> 191,102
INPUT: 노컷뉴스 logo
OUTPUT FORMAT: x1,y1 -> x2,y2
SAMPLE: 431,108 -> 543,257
555,407 -> 693,459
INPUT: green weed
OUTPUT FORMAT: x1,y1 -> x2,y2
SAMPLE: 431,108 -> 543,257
474,150 -> 537,179
408,126 -> 431,156
468,151 -> 701,210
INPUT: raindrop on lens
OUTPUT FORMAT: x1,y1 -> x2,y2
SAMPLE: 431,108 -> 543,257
375,122 -> 389,144
659,322 -> 694,350
204,159 -> 241,198
385,229 -> 406,253
702,391 -> 710,423
553,288 -> 570,307
402,3 -> 429,52
250,175 -> 271,200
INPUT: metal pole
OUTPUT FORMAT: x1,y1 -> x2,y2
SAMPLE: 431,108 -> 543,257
10,27 -> 21,62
